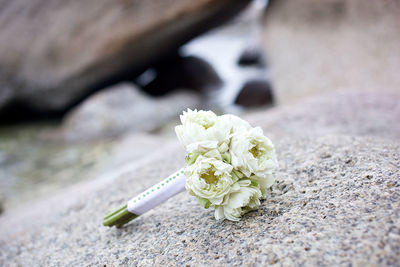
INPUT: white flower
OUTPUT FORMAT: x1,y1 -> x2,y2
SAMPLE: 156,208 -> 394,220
249,173 -> 275,198
214,179 -> 262,221
185,156 -> 235,205
176,110 -> 278,222
219,114 -> 251,133
230,127 -> 278,178
175,109 -> 231,153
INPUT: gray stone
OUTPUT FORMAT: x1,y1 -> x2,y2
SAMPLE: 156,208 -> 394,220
0,91 -> 399,265
0,0 -> 250,115
0,125 -> 179,208
234,79 -> 274,107
0,83 -> 198,208
245,90 -> 400,141
237,47 -> 266,67
138,55 -> 223,96
58,83 -> 201,143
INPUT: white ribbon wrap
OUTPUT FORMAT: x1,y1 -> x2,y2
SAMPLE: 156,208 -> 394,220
127,168 -> 186,215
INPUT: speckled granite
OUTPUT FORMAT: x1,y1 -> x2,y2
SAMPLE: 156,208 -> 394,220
0,91 -> 399,266
245,90 -> 400,141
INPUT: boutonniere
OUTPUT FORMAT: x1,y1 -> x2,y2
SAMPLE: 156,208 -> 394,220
104,110 -> 278,228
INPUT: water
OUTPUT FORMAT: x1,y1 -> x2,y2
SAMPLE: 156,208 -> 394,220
181,0 -> 269,113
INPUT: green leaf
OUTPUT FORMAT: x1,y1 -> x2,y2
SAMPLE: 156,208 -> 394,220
231,171 -> 239,182
196,197 -> 211,209
250,180 -> 259,187
232,169 -> 244,180
222,152 -> 231,164
186,152 -> 200,165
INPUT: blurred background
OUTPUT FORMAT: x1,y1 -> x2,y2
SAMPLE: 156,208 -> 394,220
0,0 -> 399,213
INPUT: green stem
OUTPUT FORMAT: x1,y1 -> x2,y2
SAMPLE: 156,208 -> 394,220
104,168 -> 185,228
103,204 -> 138,228
104,204 -> 127,220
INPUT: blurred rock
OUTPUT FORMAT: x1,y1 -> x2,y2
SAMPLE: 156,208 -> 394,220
0,120 -> 179,208
234,79 -> 273,107
237,47 -> 266,67
264,0 -> 400,104
0,0 -> 250,118
138,55 -> 222,96
60,83 -> 201,143
0,91 -> 399,265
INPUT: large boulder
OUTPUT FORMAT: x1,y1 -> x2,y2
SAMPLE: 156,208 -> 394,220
0,0 -> 250,116
0,91 -> 399,265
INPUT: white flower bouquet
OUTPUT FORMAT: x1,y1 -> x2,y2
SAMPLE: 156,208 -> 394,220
104,110 -> 278,227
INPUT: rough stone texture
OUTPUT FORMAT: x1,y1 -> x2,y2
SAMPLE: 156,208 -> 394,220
263,0 -> 400,105
0,0 -> 250,114
58,83 -> 201,143
0,91 -> 399,265
246,90 -> 400,141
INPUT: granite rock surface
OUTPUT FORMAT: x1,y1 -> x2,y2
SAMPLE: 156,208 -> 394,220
248,90 -> 400,141
0,91 -> 399,266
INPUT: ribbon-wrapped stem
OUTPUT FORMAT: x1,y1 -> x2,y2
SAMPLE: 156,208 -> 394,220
103,169 -> 186,228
